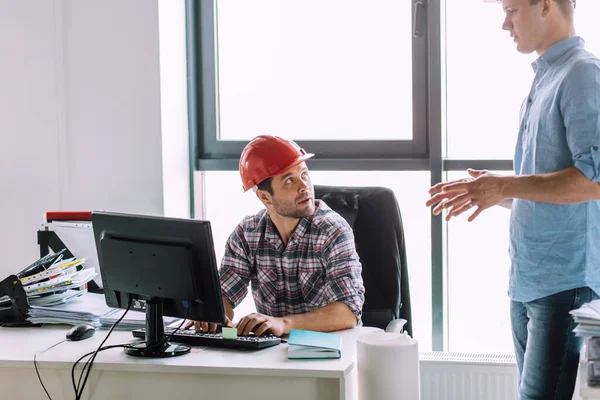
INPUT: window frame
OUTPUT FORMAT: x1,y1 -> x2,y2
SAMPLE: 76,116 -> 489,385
188,0 -> 430,171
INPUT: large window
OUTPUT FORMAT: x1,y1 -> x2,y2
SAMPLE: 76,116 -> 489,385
445,0 -> 600,160
189,0 -> 600,353
216,1 -> 414,141
576,1 -> 600,57
445,171 -> 512,354
445,1 -> 534,160
190,0 -> 429,170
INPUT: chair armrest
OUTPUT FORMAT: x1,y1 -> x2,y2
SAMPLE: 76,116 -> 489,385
385,318 -> 407,333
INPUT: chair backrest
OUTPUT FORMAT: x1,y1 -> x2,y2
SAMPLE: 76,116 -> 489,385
314,185 -> 412,336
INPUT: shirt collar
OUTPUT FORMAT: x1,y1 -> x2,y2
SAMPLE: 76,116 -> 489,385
531,36 -> 584,72
264,213 -> 284,251
264,200 -> 324,249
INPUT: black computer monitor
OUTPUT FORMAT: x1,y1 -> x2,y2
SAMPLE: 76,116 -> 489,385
91,211 -> 226,358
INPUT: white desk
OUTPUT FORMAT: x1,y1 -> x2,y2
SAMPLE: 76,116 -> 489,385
0,325 -> 378,400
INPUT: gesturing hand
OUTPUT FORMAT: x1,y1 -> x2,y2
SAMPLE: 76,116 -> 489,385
426,169 -> 508,222
236,313 -> 288,337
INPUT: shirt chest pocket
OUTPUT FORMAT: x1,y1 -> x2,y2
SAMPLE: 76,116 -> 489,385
298,265 -> 326,304
256,265 -> 278,304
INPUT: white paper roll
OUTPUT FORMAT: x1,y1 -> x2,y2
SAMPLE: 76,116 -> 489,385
357,330 -> 420,400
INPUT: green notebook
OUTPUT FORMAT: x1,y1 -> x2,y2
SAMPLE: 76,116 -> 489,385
287,329 -> 342,359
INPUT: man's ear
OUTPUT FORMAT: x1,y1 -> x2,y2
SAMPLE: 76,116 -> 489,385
255,189 -> 272,206
542,0 -> 552,16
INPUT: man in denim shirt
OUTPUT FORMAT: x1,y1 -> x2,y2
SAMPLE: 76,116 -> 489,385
426,0 -> 600,398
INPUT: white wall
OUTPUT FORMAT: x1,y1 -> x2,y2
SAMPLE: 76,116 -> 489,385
0,0 -> 166,278
158,0 -> 191,219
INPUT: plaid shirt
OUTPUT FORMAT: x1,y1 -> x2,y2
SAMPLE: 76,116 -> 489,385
219,200 -> 365,320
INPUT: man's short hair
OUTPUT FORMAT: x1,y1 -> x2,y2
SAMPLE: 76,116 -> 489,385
256,177 -> 274,195
529,0 -> 574,15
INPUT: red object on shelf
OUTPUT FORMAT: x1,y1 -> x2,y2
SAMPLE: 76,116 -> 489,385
45,211 -> 92,222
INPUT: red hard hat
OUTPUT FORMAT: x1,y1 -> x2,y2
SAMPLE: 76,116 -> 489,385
239,135 -> 314,192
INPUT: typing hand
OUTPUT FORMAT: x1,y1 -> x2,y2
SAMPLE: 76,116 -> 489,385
183,316 -> 234,333
236,313 -> 287,337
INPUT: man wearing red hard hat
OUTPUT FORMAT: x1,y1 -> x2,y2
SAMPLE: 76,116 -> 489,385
188,135 -> 365,337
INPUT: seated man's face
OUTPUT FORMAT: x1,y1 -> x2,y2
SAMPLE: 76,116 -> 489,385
270,162 -> 315,219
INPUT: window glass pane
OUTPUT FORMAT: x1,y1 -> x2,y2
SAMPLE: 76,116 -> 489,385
446,171 -> 513,354
445,1 -> 600,160
445,1 -> 534,160
203,170 -> 432,351
576,1 -> 600,57
215,0 -> 413,141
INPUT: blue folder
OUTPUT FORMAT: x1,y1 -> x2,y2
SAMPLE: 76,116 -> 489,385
287,329 -> 342,359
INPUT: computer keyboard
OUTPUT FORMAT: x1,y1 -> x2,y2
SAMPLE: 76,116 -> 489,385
132,328 -> 282,350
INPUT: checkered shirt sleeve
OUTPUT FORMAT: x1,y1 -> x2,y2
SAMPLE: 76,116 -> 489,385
321,223 -> 365,320
219,224 -> 253,308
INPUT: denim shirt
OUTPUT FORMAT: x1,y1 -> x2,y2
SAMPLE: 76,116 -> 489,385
510,37 -> 600,302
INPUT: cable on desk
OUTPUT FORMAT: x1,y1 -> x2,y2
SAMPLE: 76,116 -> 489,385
71,301 -> 188,399
72,298 -> 132,400
71,344 -> 127,395
154,311 -> 188,348
34,339 -> 67,400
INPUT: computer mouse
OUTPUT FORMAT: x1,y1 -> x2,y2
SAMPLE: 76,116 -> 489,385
66,324 -> 96,341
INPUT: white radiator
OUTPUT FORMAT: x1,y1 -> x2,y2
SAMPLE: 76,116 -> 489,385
419,352 -> 518,400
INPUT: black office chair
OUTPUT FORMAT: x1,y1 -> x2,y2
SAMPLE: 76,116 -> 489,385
314,185 -> 412,337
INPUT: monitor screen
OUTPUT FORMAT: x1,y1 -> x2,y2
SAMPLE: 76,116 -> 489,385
92,211 -> 226,357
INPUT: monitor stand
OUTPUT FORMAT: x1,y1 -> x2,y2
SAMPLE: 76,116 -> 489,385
125,300 -> 190,358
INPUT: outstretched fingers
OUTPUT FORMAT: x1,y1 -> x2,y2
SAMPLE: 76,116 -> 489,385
446,201 -> 473,221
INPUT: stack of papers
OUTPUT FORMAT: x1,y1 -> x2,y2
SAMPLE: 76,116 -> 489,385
571,300 -> 600,336
28,289 -> 85,307
28,292 -> 182,330
99,308 -> 181,330
28,292 -> 110,327
18,249 -> 97,308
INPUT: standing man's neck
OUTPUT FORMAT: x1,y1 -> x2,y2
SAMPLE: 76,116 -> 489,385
537,22 -> 576,56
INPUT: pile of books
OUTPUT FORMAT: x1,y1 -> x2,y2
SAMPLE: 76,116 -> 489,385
17,249 -> 97,307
